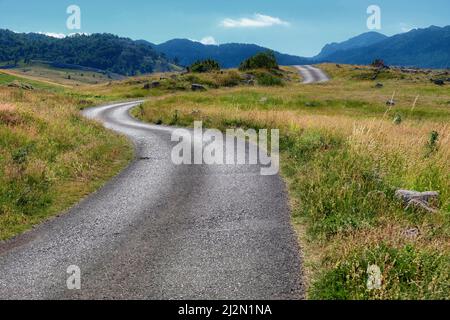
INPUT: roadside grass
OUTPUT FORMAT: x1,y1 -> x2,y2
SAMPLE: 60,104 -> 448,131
0,77 -> 133,240
133,64 -> 450,299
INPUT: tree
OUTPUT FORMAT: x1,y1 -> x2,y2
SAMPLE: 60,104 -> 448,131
188,59 -> 220,73
371,59 -> 386,68
239,51 -> 279,71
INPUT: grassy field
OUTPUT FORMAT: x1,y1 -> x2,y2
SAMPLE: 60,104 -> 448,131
132,64 -> 450,299
0,71 -> 133,240
2,62 -> 120,87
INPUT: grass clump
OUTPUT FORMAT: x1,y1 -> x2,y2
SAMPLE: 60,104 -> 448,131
310,244 -> 449,300
255,72 -> 284,86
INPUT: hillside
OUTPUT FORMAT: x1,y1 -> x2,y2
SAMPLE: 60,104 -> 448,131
319,26 -> 450,68
154,39 -> 310,68
0,30 -> 173,76
315,31 -> 388,60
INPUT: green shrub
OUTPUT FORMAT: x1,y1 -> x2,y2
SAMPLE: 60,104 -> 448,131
188,59 -> 220,73
216,71 -> 242,87
239,51 -> 279,71
256,72 -> 283,86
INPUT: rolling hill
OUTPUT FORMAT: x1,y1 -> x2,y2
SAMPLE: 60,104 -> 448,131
153,39 -> 311,68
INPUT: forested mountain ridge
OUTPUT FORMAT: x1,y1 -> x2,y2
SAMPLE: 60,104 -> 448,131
0,29 -> 173,75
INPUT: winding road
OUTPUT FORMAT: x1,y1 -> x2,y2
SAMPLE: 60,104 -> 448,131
0,101 -> 303,300
295,65 -> 330,84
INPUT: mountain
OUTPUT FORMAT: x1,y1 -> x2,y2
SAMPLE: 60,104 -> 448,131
153,39 -> 310,68
317,26 -> 450,69
0,30 -> 173,75
315,31 -> 388,60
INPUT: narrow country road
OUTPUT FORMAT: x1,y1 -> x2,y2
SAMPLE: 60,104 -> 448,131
295,65 -> 330,84
0,101 -> 303,300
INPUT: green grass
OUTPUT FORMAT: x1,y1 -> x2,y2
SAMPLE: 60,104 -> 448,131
0,74 -> 133,240
310,244 -> 449,300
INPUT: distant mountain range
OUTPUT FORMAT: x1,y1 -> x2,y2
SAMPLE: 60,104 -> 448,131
314,31 -> 388,60
153,25 -> 450,69
1,25 -> 449,75
152,39 -> 310,68
317,26 -> 450,69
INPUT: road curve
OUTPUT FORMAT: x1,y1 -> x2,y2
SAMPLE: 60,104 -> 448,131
295,65 -> 330,84
0,101 -> 303,300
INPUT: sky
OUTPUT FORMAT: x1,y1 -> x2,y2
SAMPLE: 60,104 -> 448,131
0,0 -> 449,57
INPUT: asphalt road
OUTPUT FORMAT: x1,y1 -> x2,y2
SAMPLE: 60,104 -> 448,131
295,65 -> 330,84
0,101 -> 303,300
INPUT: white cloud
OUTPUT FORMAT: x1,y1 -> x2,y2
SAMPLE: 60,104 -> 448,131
199,36 -> 218,45
190,36 -> 219,45
400,23 -> 414,33
38,32 -> 66,39
37,32 -> 90,38
221,14 -> 290,28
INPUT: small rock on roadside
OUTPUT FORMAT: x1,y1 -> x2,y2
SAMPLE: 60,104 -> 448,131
375,83 -> 384,88
191,83 -> 206,91
386,99 -> 396,106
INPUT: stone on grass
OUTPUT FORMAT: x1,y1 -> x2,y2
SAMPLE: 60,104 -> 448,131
191,84 -> 206,91
395,190 -> 439,213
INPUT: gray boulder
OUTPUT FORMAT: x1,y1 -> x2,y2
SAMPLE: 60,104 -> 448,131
191,84 -> 207,91
431,79 -> 445,86
386,99 -> 396,106
395,190 -> 439,213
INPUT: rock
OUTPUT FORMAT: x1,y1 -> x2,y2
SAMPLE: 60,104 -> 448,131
386,99 -> 396,106
406,199 -> 438,213
446,78 -> 450,82
395,190 -> 439,213
7,80 -> 34,90
243,74 -> 255,81
375,83 -> 384,88
336,64 -> 341,68
431,79 -> 445,86
403,227 -> 420,239
260,97 -> 268,103
143,81 -> 161,89
191,84 -> 206,91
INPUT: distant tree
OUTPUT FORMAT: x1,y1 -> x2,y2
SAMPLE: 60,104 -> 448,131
188,59 -> 220,73
239,51 -> 279,71
371,59 -> 386,68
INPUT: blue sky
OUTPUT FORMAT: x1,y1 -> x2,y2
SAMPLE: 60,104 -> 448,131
0,0 -> 449,56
